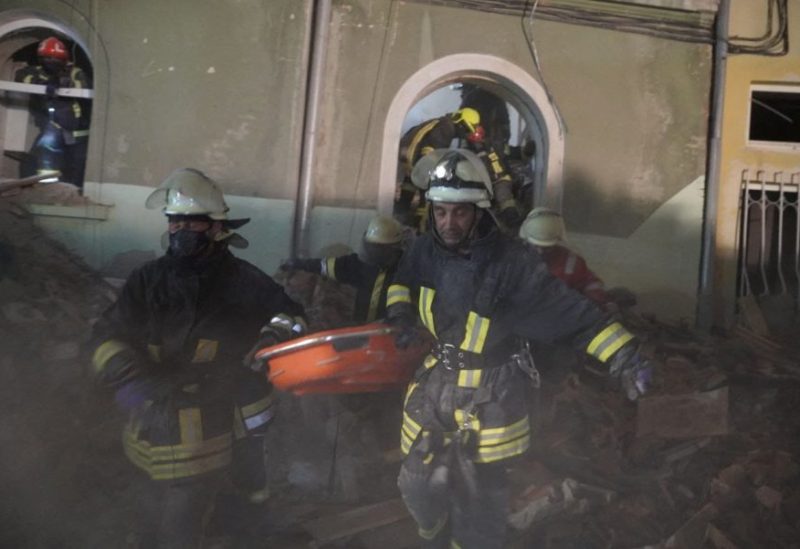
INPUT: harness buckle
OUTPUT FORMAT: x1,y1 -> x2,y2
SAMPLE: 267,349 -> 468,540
437,343 -> 467,370
512,346 -> 541,388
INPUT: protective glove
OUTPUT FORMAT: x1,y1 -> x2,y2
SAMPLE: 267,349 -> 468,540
279,257 -> 321,274
243,330 -> 282,372
113,376 -> 175,413
45,81 -> 58,98
497,203 -> 523,230
608,345 -> 652,401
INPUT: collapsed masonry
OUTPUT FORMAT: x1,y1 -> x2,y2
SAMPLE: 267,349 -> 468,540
1,184 -> 800,548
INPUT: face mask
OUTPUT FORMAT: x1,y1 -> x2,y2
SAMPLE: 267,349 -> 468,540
169,229 -> 209,257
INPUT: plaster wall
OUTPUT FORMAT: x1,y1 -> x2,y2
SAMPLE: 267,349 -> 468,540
714,0 -> 800,326
0,0 -> 713,320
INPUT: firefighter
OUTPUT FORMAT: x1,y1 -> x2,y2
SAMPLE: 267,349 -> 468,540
281,214 -> 406,323
397,108 -> 519,231
519,207 -> 615,311
14,36 -> 91,187
89,168 -> 306,547
386,149 -> 651,548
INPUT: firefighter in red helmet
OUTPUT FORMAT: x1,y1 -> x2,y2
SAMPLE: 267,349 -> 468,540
15,36 -> 91,187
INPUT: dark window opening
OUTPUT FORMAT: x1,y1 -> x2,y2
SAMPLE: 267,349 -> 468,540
749,89 -> 800,145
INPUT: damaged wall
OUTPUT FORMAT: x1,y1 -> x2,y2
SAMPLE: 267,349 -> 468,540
0,0 -> 712,320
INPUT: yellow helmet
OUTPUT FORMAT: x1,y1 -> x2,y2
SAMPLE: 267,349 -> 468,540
451,108 -> 480,131
364,215 -> 404,245
519,207 -> 565,247
145,168 -> 230,220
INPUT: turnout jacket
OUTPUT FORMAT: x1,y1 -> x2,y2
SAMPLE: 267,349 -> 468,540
387,226 -> 634,464
318,253 -> 397,323
15,64 -> 91,139
91,249 -> 304,481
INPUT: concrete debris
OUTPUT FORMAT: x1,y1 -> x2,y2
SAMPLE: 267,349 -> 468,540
2,196 -> 800,548
636,387 -> 729,439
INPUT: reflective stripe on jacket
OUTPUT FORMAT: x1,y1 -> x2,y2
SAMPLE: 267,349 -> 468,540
91,249 -> 304,480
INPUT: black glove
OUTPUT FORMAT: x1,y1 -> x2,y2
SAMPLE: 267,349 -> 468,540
113,375 -> 175,413
497,204 -> 523,230
279,257 -> 321,274
243,330 -> 282,372
608,345 -> 652,401
393,325 -> 421,350
45,81 -> 58,98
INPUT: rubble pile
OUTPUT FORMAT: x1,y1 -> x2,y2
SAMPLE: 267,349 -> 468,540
504,311 -> 800,549
0,197 -> 134,548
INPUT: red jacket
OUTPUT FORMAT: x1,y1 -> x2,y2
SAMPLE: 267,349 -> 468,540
539,245 -> 610,306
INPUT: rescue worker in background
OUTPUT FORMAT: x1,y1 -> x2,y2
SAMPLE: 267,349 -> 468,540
519,207 -> 616,312
281,215 -> 406,323
14,36 -> 91,187
397,107 -> 520,231
386,149 -> 651,548
459,84 -> 526,229
89,168 -> 306,548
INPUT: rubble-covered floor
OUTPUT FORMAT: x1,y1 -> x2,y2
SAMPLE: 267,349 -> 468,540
1,191 -> 800,548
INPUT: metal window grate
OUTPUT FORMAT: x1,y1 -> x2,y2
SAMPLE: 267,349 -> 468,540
738,170 -> 800,313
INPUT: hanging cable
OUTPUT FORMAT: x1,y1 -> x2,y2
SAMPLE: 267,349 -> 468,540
521,0 -> 566,137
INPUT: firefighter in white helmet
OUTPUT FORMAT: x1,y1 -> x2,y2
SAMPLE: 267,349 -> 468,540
520,207 -> 614,309
386,149 -> 651,548
282,214 -> 407,323
90,168 -> 306,546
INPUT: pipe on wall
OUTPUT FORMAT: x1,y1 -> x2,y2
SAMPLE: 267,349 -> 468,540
696,0 -> 729,331
291,0 -> 332,258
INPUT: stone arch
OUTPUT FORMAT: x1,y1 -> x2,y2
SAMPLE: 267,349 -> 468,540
379,53 -> 566,215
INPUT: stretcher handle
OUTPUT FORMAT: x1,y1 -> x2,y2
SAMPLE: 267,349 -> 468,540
254,326 -> 396,361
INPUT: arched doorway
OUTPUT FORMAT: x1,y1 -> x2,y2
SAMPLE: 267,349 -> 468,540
379,54 -> 565,217
0,13 -> 94,189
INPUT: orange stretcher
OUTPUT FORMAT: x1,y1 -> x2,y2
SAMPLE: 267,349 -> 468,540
254,322 -> 432,395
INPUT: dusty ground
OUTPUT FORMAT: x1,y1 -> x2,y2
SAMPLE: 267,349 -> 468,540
2,192 -> 800,548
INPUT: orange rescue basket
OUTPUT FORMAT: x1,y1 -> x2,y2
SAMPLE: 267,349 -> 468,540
254,322 -> 431,395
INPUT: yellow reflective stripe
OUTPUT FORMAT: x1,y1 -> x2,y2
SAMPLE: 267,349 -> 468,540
179,408 -> 203,444
70,67 -> 83,87
423,354 -> 437,370
191,339 -> 218,363
386,284 -> 411,306
401,411 -> 422,455
325,257 -> 337,280
419,514 -> 449,540
454,409 -> 480,432
418,287 -> 436,336
475,434 -> 530,463
404,381 -> 418,406
241,394 -> 273,419
451,541 -> 463,549
147,344 -> 161,362
586,322 -> 635,363
459,311 -> 490,353
124,427 -> 232,461
478,416 -> 530,446
92,339 -> 129,374
457,369 -> 482,388
124,433 -> 233,481
367,270 -> 387,322
406,119 -> 440,172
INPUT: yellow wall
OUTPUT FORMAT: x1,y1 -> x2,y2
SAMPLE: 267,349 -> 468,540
714,0 -> 800,326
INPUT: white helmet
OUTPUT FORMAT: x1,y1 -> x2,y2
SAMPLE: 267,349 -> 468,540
145,168 -> 230,220
147,168 -> 250,248
412,149 -> 493,208
519,207 -> 566,247
364,215 -> 404,245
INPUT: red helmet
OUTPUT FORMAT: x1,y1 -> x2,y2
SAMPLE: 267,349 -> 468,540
37,37 -> 68,61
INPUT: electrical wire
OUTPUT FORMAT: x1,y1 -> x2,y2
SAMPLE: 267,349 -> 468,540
521,0 -> 566,137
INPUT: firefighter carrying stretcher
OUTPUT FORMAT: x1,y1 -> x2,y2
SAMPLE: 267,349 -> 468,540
386,149 -> 652,549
